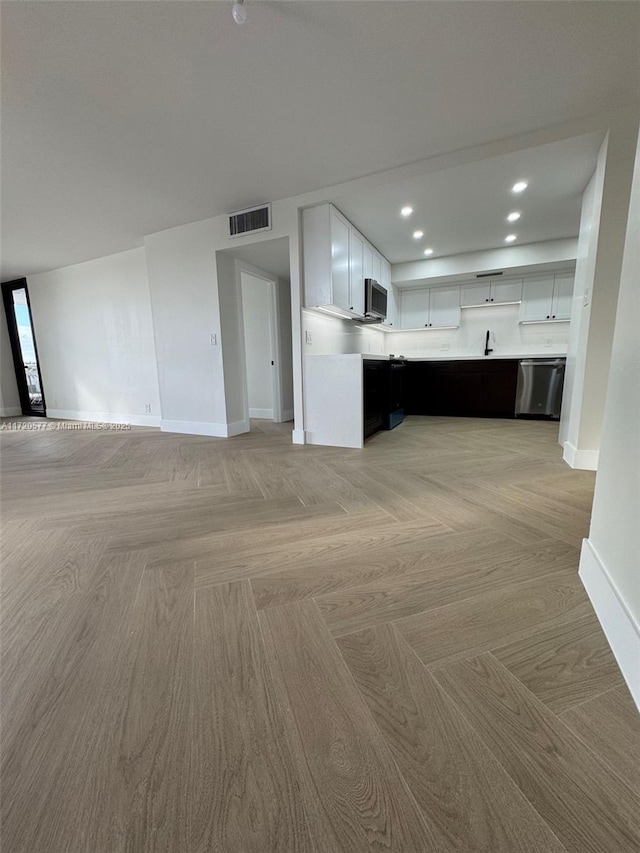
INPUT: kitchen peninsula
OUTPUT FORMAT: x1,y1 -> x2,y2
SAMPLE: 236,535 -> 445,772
304,352 -> 567,448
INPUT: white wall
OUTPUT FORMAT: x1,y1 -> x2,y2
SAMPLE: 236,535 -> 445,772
561,114 -> 639,469
216,252 -> 249,434
302,310 -> 386,357
277,276 -> 294,418
26,248 -> 160,425
144,201 -> 303,439
145,220 -> 229,435
0,307 -> 21,416
578,124 -> 640,709
559,165 -> 602,452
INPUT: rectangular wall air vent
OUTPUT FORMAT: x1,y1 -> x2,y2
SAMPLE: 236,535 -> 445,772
228,203 -> 272,237
476,271 -> 503,278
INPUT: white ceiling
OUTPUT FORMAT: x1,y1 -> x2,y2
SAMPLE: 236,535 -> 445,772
1,1 -> 639,280
334,132 -> 603,263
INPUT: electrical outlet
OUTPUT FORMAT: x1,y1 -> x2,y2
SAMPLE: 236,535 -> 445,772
145,403 -> 152,414
440,343 -> 450,352
544,337 -> 553,348
210,333 -> 217,346
305,330 -> 312,345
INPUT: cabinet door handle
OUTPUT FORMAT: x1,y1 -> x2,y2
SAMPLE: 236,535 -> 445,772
490,298 -> 494,302
547,315 -> 550,319
485,298 -> 489,302
552,315 -> 556,319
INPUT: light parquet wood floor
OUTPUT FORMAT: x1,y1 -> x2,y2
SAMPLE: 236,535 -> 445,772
1,415 -> 639,852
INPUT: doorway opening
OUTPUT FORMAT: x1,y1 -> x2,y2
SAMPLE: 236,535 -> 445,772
240,269 -> 282,421
1,279 -> 46,416
218,236 -> 294,438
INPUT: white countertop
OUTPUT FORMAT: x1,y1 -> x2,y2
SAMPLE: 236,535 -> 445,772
362,353 -> 567,361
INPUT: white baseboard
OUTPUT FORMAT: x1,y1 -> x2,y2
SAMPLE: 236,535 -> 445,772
226,419 -> 250,437
0,407 -> 22,417
47,409 -> 161,428
249,408 -> 274,419
161,418 -> 249,437
292,428 -> 306,445
579,538 -> 640,711
563,441 -> 599,471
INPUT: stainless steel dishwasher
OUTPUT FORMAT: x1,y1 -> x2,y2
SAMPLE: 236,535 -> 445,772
515,358 -> 566,419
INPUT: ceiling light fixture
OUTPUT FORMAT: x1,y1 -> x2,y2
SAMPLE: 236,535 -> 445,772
400,206 -> 413,217
413,230 -> 424,239
424,248 -> 434,256
507,211 -> 521,222
232,0 -> 247,25
505,234 -> 517,243
512,181 -> 528,193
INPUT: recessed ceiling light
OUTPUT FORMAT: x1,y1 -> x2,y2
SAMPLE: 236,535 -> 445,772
413,230 -> 424,239
505,234 -> 517,243
507,211 -> 521,222
424,248 -> 434,256
512,181 -> 528,193
400,206 -> 413,217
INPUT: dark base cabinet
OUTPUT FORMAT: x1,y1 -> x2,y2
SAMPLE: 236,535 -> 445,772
363,359 -> 409,440
363,360 -> 387,439
406,360 -> 518,419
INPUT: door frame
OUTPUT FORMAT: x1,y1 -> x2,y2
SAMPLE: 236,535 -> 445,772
235,261 -> 284,423
1,278 -> 47,416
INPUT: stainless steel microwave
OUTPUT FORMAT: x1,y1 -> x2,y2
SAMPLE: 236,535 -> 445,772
364,278 -> 387,320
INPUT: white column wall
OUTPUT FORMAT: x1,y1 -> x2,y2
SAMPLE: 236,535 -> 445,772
578,124 -> 640,709
561,114 -> 640,469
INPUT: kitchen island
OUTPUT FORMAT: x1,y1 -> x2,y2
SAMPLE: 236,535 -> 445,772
304,353 -> 567,448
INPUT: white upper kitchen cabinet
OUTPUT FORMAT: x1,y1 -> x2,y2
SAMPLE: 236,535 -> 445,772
362,242 -> 373,282
520,275 -> 573,322
460,282 -> 490,306
399,286 -> 461,329
429,286 -> 461,327
461,278 -> 522,306
399,288 -> 430,329
330,211 -> 350,311
490,278 -> 523,304
372,252 -> 382,285
551,275 -> 574,320
349,229 -> 365,316
380,259 -> 398,327
303,204 -> 365,318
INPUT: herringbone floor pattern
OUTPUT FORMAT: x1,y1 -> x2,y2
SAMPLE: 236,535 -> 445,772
1,415 -> 638,852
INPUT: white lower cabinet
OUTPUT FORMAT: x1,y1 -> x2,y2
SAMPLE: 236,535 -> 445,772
400,286 -> 460,329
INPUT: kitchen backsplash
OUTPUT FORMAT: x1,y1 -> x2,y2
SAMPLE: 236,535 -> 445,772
302,310 -> 386,356
303,303 -> 569,359
391,303 -> 570,358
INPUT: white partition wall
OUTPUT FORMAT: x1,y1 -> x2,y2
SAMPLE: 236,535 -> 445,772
578,124 -> 640,709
